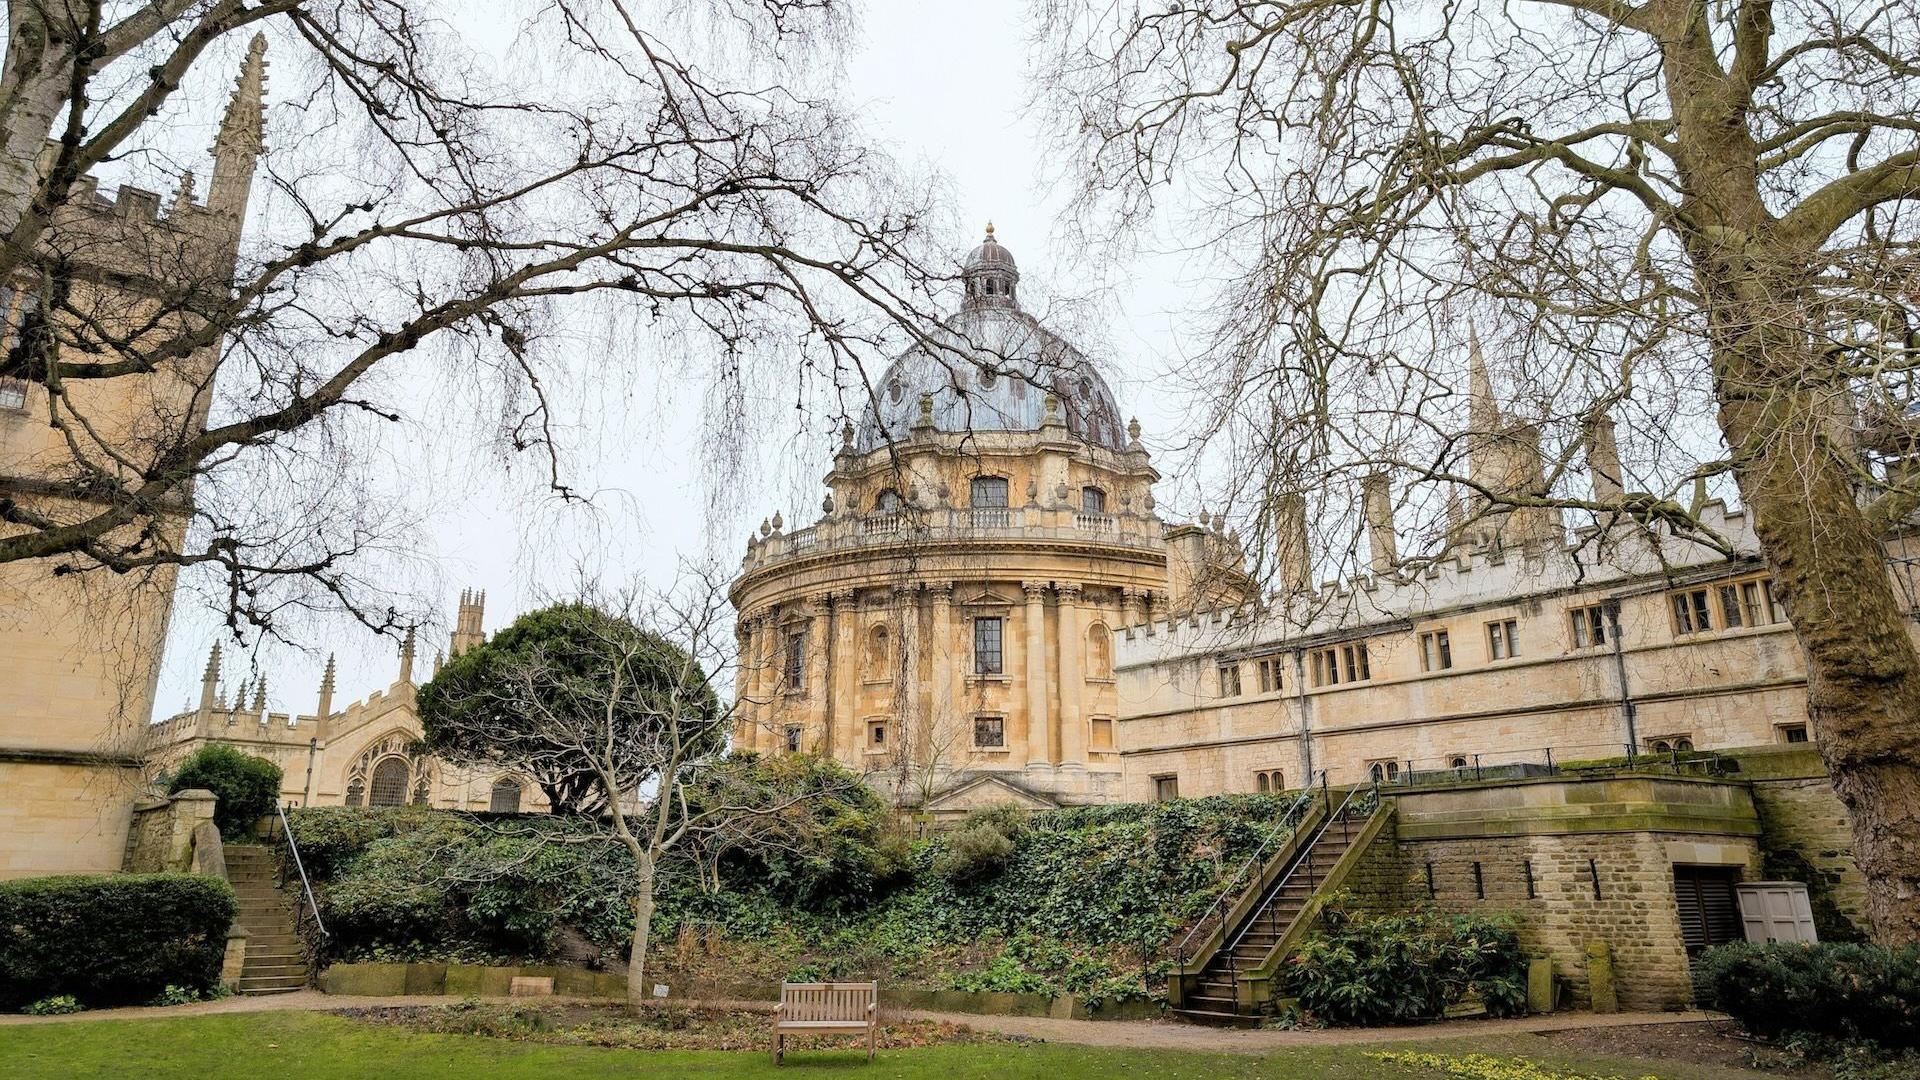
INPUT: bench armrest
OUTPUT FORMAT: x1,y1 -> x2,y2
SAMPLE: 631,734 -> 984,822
866,1002 -> 876,1013
773,1003 -> 785,1014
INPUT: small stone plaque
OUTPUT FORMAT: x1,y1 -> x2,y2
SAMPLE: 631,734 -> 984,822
509,976 -> 554,997
652,984 -> 669,998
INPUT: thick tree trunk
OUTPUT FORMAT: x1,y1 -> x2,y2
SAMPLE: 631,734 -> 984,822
626,873 -> 655,1012
1698,248 -> 1920,944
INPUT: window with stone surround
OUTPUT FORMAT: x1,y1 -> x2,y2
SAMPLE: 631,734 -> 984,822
1081,486 -> 1107,514
1487,619 -> 1519,660
0,377 -> 25,412
1255,656 -> 1283,693
1647,734 -> 1695,754
1217,662 -> 1242,697
970,475 -> 1009,508
489,779 -> 522,813
1309,642 -> 1372,687
1089,716 -> 1114,751
1153,774 -> 1179,802
1419,630 -> 1452,671
1254,768 -> 1285,793
784,725 -> 802,753
369,756 -> 410,806
1570,604 -> 1610,648
973,715 -> 1006,749
1366,759 -> 1401,784
867,719 -> 888,750
973,616 -> 1004,674
1778,723 -> 1809,744
782,631 -> 806,691
1670,587 -> 1714,634
1719,575 -> 1786,629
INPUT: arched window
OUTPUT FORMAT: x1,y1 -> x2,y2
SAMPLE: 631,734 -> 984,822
1081,487 -> 1107,514
369,757 -> 410,806
970,476 -> 1009,508
1449,756 -> 1470,770
874,488 -> 902,513
344,776 -> 365,808
1085,623 -> 1112,679
866,625 -> 890,674
489,779 -> 522,814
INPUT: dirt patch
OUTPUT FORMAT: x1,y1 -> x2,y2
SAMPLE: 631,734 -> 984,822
335,1000 -> 1008,1052
1540,1021 -> 1824,1076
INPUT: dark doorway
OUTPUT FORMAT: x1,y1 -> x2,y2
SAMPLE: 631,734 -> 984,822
1674,865 -> 1743,956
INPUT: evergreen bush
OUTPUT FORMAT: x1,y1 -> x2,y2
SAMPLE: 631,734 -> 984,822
167,743 -> 283,836
0,874 -> 236,1011
1695,941 -> 1920,1048
1284,906 -> 1528,1025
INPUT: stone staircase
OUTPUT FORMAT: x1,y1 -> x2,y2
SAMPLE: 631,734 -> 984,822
1171,792 -> 1387,1025
225,844 -> 311,995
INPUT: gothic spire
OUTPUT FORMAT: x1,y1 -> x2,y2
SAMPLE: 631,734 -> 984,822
208,33 -> 268,221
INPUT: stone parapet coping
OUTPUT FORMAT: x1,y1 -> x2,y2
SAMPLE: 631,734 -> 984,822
317,962 -> 1162,1022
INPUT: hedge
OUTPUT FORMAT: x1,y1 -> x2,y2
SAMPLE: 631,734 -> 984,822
168,743 -> 283,836
0,874 -> 237,1011
1696,941 -> 1920,1048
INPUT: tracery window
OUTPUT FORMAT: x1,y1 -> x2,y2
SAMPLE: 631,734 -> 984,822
369,757 -> 410,807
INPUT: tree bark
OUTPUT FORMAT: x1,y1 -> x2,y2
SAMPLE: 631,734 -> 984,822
1698,247 -> 1920,944
626,863 -> 655,1012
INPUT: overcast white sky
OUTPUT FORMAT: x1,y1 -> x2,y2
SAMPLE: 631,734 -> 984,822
150,1 -> 1207,721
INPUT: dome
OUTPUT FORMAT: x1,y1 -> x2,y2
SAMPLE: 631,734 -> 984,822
855,228 -> 1127,453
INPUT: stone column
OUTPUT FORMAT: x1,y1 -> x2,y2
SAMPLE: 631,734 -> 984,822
733,622 -> 756,752
1022,580 -> 1051,769
829,588 -> 857,764
1056,583 -> 1086,770
927,581 -> 959,761
896,584 -> 922,755
807,595 -> 832,754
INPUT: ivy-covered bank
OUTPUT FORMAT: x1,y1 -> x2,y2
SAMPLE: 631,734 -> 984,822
283,758 -> 1298,1003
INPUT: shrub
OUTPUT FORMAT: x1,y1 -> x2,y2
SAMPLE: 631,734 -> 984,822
0,874 -> 236,1011
1285,907 -> 1528,1025
22,995 -> 82,1016
167,744 -> 283,836
1695,941 -> 1920,1048
932,818 -> 1019,884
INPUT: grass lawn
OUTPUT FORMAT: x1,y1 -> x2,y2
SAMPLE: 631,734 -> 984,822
0,1010 -> 1766,1080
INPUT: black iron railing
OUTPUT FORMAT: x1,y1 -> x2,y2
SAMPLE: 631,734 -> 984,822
1172,781 -> 1319,978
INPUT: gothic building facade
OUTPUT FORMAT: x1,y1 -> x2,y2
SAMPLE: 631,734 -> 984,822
146,590 -> 546,814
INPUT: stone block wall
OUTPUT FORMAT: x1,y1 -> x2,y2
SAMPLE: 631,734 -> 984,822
123,788 -> 218,873
1736,747 -> 1868,940
1388,830 -> 1759,1010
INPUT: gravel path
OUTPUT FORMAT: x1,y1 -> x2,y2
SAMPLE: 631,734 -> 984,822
0,989 -> 1724,1051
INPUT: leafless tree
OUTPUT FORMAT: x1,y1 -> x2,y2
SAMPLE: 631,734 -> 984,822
1033,0 -> 1920,939
427,574 -> 850,1008
0,0 -> 947,649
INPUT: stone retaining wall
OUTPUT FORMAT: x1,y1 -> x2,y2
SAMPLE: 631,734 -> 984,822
318,962 -> 1161,1021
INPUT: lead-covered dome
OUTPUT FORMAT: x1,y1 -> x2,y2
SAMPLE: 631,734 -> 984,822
855,228 -> 1126,452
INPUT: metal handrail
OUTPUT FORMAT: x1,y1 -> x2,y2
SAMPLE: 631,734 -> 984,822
276,802 -> 328,939
1213,779 -> 1378,992
1174,781 -> 1319,971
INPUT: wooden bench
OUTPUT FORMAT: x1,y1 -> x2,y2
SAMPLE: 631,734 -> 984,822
772,981 -> 878,1063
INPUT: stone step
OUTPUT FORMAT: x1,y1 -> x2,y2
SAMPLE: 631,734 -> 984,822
1172,1007 -> 1260,1028
237,981 -> 307,995
246,948 -> 307,962
242,963 -> 310,979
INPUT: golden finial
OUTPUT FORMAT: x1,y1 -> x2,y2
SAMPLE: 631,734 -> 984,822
984,220 -> 995,240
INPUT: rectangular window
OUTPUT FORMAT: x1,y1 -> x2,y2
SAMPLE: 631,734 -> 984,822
1742,578 -> 1785,625
1255,657 -> 1282,693
868,720 -> 888,748
1779,724 -> 1809,744
1419,630 -> 1452,672
973,617 -> 1004,675
783,725 -> 802,753
782,632 -> 806,691
973,715 -> 1006,749
1488,619 -> 1519,661
0,377 -> 25,411
1089,716 -> 1115,751
1218,663 -> 1242,697
1344,643 -> 1370,681
1719,584 -> 1744,628
1310,649 -> 1332,687
1153,775 -> 1179,803
1570,605 -> 1609,649
1671,588 -> 1713,634
1081,487 -> 1107,514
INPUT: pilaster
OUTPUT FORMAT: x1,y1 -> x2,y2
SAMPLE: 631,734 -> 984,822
1056,582 -> 1086,770
1022,580 -> 1051,769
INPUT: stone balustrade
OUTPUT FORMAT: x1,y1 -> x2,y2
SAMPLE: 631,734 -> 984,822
743,506 -> 1167,573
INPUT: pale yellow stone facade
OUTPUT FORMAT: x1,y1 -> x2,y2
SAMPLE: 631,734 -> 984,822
0,43 -> 267,878
732,230 -> 1244,809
